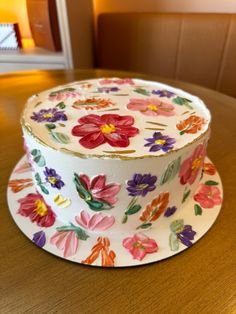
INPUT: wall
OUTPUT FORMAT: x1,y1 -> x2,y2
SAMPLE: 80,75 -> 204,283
0,0 -> 32,39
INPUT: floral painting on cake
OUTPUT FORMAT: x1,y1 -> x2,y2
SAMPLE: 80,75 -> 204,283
74,173 -> 121,211
31,108 -> 67,123
17,192 -> 56,227
169,219 -> 196,251
72,98 -> 115,110
176,115 -> 205,135
194,181 -> 222,212
71,114 -> 139,149
144,132 -> 176,152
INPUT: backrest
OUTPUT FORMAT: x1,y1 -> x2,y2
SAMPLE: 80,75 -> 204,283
97,13 -> 236,98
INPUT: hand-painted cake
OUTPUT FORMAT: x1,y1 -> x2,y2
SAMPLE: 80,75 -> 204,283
21,78 -> 211,265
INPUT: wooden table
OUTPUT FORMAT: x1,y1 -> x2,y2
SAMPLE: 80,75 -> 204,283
0,69 -> 235,314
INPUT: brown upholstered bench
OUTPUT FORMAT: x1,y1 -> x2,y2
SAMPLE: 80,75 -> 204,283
96,13 -> 236,98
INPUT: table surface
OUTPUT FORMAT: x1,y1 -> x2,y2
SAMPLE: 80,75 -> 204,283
0,69 -> 235,314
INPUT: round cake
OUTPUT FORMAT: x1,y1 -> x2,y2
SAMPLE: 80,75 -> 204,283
21,77 -> 211,264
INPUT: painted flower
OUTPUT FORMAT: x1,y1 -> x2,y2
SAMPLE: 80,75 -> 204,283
164,206 -> 177,217
203,162 -> 216,175
71,114 -> 139,149
169,219 -> 196,250
123,233 -> 158,261
44,167 -> 65,189
194,183 -> 222,208
139,192 -> 169,223
97,87 -> 120,93
176,115 -> 206,135
17,192 -> 56,227
72,98 -> 114,110
179,144 -> 206,185
99,78 -> 134,85
75,210 -> 115,231
50,230 -> 79,258
32,230 -> 46,248
31,108 -> 67,123
50,223 -> 89,258
14,161 -> 31,174
144,132 -> 176,152
151,89 -> 175,98
78,174 -> 120,206
127,98 -> 175,116
8,178 -> 33,193
82,237 -> 116,267
126,173 -> 157,197
48,87 -> 80,101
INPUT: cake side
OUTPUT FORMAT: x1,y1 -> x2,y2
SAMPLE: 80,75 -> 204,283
21,78 -> 211,160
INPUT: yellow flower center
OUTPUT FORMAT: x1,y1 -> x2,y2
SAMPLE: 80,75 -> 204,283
137,183 -> 149,190
147,104 -> 158,111
155,139 -> 166,145
100,123 -> 116,134
48,176 -> 57,185
192,156 -> 202,171
207,192 -> 213,199
34,199 -> 48,216
133,241 -> 144,249
42,113 -> 54,118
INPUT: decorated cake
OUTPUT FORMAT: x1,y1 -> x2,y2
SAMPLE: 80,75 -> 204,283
18,77 -> 216,266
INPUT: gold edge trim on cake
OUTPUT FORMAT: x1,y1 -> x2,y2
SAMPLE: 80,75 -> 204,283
21,116 -> 211,160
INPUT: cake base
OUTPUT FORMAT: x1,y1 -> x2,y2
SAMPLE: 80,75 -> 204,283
7,155 -> 223,267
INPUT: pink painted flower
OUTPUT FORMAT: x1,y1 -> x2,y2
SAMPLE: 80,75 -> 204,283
194,183 -> 222,208
99,78 -> 134,85
50,231 -> 78,258
17,192 -> 56,227
127,98 -> 175,116
122,233 -> 158,261
78,174 -> 121,205
48,87 -> 80,101
75,210 -> 115,231
72,114 -> 139,149
14,161 -> 31,174
179,143 -> 206,185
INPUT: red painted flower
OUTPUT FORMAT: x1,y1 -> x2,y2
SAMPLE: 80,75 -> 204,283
17,192 -> 56,227
127,98 -> 175,117
179,144 -> 206,185
123,233 -> 158,261
72,114 -> 139,149
194,183 -> 222,208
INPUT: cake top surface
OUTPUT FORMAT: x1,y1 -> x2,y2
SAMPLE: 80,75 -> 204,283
22,78 -> 211,159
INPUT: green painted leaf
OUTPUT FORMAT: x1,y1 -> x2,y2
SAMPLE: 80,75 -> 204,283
194,204 -> 202,215
172,96 -> 193,109
49,87 -> 75,96
39,184 -> 49,195
205,180 -> 218,186
169,232 -> 179,251
45,123 -> 56,130
182,189 -> 191,203
50,131 -> 70,144
35,173 -> 42,184
74,227 -> 89,240
133,88 -> 150,96
74,173 -> 93,200
125,204 -> 142,215
31,149 -> 40,156
122,214 -> 128,224
170,219 -> 184,233
138,222 -> 152,229
160,156 -> 181,185
56,101 -> 66,109
34,155 -> 46,167
87,199 -> 112,211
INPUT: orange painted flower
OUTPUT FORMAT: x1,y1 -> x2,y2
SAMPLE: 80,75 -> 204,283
82,237 -> 116,267
139,192 -> 169,224
176,115 -> 206,135
72,98 -> 114,110
203,162 -> 216,175
8,178 -> 33,193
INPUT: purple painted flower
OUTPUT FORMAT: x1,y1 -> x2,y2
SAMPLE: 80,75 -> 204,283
176,225 -> 196,247
126,173 -> 157,197
152,89 -> 176,98
44,167 -> 65,189
97,87 -> 120,93
164,206 -> 177,217
145,132 -> 176,153
31,108 -> 67,123
32,230 -> 46,248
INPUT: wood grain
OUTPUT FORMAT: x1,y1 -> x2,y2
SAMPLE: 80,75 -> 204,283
0,69 -> 235,314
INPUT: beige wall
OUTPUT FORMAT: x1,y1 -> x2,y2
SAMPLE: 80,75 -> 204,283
93,0 -> 236,16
